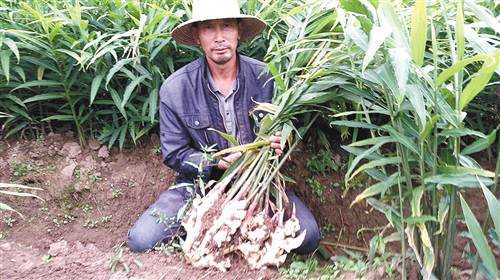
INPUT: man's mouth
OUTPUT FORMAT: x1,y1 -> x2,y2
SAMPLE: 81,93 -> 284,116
214,47 -> 228,53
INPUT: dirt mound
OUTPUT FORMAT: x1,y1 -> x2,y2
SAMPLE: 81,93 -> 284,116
0,134 -> 278,279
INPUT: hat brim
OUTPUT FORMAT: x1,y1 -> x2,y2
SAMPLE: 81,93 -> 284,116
171,15 -> 267,46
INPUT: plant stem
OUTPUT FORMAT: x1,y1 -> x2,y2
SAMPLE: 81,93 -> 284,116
439,1 -> 461,277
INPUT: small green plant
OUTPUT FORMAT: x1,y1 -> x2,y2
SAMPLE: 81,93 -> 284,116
322,223 -> 335,237
151,144 -> 161,155
10,161 -> 34,179
306,150 -> 339,175
108,244 -> 129,273
111,188 -> 123,199
81,204 -> 93,214
306,178 -> 329,203
42,255 -> 53,264
280,257 -> 319,279
3,216 -> 16,227
83,215 -> 112,229
89,173 -> 102,183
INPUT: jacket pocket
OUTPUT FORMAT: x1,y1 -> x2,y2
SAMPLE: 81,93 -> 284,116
182,114 -> 211,147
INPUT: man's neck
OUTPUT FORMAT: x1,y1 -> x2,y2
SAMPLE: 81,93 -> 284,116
206,55 -> 238,95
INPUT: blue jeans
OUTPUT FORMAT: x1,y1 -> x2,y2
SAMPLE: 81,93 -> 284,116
127,179 -> 320,254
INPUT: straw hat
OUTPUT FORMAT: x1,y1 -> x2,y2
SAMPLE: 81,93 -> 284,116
171,0 -> 267,46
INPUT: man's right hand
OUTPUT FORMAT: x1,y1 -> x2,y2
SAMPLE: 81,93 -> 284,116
217,152 -> 242,170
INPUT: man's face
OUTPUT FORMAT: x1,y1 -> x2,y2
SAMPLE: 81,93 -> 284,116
194,19 -> 240,65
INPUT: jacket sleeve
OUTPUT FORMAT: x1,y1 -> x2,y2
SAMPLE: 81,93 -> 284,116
159,92 -> 214,180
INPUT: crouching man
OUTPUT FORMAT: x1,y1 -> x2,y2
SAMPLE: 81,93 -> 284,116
127,0 -> 320,255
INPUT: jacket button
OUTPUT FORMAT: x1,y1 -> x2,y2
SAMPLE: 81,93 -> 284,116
258,113 -> 264,118
194,120 -> 200,126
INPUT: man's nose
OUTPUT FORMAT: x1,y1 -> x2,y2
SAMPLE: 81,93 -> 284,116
214,26 -> 225,43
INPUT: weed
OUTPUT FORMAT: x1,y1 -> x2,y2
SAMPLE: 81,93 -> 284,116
306,150 -> 339,175
111,188 -> 123,199
3,216 -> 16,227
108,243 -> 129,273
151,144 -> 161,156
81,204 -> 93,214
74,168 -> 81,181
83,215 -> 112,229
10,161 -> 35,179
127,180 -> 136,188
42,255 -> 53,264
322,223 -> 335,236
306,178 -> 329,203
89,173 -> 102,183
280,257 -> 341,279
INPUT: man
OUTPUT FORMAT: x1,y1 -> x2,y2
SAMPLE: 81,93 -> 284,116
127,0 -> 320,255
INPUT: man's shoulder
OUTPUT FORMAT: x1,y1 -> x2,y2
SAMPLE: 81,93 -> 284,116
164,57 -> 203,85
159,57 -> 203,102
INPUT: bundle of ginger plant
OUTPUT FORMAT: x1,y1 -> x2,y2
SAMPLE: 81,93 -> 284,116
180,0 -> 348,271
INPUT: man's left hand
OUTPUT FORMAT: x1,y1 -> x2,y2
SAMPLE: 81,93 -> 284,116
269,132 -> 283,156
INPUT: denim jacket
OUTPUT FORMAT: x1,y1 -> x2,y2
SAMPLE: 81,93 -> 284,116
159,54 -> 274,180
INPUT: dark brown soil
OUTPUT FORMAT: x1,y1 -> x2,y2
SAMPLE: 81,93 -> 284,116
0,133 -> 278,280
0,132 -> 495,279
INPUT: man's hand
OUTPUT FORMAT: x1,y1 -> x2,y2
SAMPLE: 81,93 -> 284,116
217,152 -> 242,170
269,132 -> 283,156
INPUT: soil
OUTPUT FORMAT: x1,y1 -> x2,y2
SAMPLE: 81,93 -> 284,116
0,132 -> 495,279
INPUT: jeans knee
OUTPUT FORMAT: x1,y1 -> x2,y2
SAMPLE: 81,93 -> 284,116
127,228 -> 153,253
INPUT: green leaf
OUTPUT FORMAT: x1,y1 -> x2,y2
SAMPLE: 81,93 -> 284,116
409,0 -> 427,66
331,120 -> 381,130
459,194 -> 499,278
121,75 -> 147,108
109,88 -> 127,120
460,52 -> 499,110
5,121 -> 28,138
438,166 -> 495,178
3,38 -> 20,62
349,136 -> 395,147
90,74 -> 104,106
24,93 -> 64,103
436,54 -> 485,86
208,128 -> 239,146
41,115 -> 74,122
11,80 -> 62,91
461,127 -> 498,155
479,183 -> 500,240
1,50 -> 10,82
419,115 -> 438,140
440,128 -> 486,138
424,174 -> 493,187
348,157 -> 400,181
435,196 -> 449,235
105,58 -> 134,88
455,1 -> 464,60
148,87 -> 158,124
0,202 -> 23,218
405,215 -> 437,225
351,172 -> 399,206
119,125 -> 127,150
383,125 -> 419,155
362,26 -> 390,71
2,94 -> 26,109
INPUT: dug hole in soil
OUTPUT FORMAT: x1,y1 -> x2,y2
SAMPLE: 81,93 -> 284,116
0,132 -> 490,279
